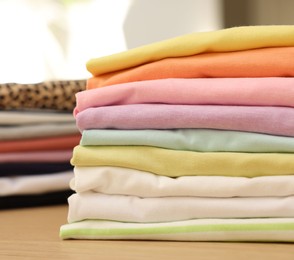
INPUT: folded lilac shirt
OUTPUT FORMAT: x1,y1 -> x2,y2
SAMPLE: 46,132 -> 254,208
76,104 -> 294,137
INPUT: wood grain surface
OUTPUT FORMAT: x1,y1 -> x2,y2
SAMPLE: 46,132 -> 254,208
0,205 -> 294,260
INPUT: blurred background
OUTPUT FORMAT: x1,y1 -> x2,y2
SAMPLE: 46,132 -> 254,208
0,0 -> 293,84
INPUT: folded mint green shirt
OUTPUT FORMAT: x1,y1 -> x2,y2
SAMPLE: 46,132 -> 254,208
81,129 -> 294,153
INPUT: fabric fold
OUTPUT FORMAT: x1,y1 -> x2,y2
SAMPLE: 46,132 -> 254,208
87,47 -> 294,88
86,25 -> 294,76
80,129 -> 294,153
67,192 -> 294,223
71,145 -> 294,177
60,218 -> 294,242
75,77 -> 294,114
76,104 -> 294,137
61,25 -> 294,242
71,167 -> 294,198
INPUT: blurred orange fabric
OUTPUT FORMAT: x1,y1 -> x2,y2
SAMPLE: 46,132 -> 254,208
0,134 -> 80,153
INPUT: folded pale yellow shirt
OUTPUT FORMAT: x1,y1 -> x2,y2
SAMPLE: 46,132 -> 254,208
71,146 -> 294,177
86,25 -> 294,76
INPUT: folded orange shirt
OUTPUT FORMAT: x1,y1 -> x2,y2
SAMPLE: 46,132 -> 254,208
87,47 -> 294,89
0,134 -> 81,153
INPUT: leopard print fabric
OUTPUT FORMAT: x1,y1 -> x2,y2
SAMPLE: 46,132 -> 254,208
0,80 -> 86,111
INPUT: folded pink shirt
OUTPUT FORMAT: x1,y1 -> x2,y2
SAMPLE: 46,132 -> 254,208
74,77 -> 294,115
75,104 -> 294,137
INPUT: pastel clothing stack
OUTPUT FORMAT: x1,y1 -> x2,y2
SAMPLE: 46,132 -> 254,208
0,80 -> 86,209
60,26 -> 294,242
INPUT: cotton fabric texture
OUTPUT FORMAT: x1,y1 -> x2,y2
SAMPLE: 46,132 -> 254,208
60,218 -> 294,242
87,47 -> 294,88
80,129 -> 294,153
75,105 -> 294,137
71,146 -> 294,177
61,25 -> 294,242
86,25 -> 294,76
71,167 -> 294,198
74,77 -> 294,114
67,192 -> 294,223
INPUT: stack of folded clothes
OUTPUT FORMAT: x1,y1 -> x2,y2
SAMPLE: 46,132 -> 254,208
60,26 -> 294,242
0,80 -> 85,209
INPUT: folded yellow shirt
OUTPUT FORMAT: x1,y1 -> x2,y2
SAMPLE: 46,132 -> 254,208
86,25 -> 294,76
71,146 -> 294,177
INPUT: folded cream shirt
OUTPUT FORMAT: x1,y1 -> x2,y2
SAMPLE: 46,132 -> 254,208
68,192 -> 294,223
71,167 -> 294,198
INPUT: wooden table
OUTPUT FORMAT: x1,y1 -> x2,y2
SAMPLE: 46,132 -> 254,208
1,205 -> 294,260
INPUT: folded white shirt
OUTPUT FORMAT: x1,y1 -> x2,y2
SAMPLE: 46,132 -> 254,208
68,192 -> 294,223
71,167 -> 294,198
0,171 -> 73,196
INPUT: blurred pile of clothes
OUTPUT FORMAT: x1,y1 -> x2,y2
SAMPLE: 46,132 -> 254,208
0,79 -> 85,209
